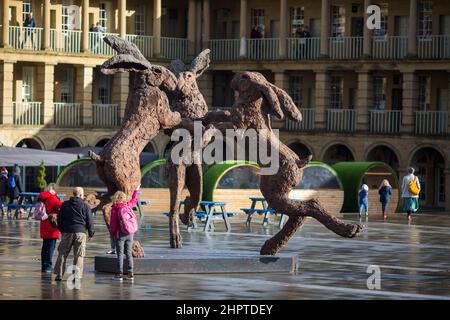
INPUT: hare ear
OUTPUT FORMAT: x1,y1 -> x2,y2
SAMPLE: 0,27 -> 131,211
169,59 -> 186,77
267,83 -> 302,122
189,49 -> 211,77
103,35 -> 147,61
101,54 -> 151,74
259,84 -> 284,120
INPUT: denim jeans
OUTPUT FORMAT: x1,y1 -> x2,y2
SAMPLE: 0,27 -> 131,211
359,203 -> 369,216
41,238 -> 57,271
115,234 -> 134,275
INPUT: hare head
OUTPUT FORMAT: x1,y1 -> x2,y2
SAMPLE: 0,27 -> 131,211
101,35 -> 177,92
170,49 -> 210,96
231,71 -> 302,122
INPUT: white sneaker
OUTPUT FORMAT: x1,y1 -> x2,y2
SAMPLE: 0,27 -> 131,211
106,250 -> 116,255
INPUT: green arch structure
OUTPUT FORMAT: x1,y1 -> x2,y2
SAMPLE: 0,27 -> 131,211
332,162 -> 401,213
140,159 -> 167,178
55,157 -> 93,185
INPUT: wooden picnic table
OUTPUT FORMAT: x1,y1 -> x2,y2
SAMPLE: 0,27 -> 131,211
16,192 -> 66,219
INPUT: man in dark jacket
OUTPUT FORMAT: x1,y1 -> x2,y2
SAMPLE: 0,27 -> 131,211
54,187 -> 94,281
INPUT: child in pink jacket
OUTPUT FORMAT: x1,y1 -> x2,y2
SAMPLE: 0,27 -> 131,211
109,185 -> 139,281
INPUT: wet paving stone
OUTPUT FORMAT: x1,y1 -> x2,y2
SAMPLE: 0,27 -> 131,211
0,212 -> 449,299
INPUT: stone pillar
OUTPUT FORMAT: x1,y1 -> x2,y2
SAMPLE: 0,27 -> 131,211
279,0 -> 288,59
112,73 -> 129,119
153,0 -> 161,57
0,61 -> 15,124
239,0 -> 247,58
82,0 -> 90,52
37,63 -> 56,126
202,0 -> 210,49
445,169 -> 450,211
119,0 -> 127,38
401,70 -> 418,134
2,0 -> 9,48
195,0 -> 202,53
408,0 -> 418,57
320,0 -> 330,57
356,71 -> 373,131
43,0 -> 51,50
76,66 -> 94,126
315,70 -> 330,130
197,71 -> 213,107
273,71 -> 289,129
363,0 -> 372,58
187,0 -> 196,56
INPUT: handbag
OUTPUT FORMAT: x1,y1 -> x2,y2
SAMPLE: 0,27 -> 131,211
407,176 -> 420,196
48,213 -> 58,228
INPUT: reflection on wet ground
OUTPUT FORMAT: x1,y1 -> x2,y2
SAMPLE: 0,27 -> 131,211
0,211 -> 449,300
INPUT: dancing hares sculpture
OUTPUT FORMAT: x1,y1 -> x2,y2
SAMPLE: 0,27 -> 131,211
213,72 -> 363,255
165,49 -> 212,248
89,35 -> 182,256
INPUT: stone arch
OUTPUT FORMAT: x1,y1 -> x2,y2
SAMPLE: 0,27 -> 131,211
54,137 -> 82,149
286,140 -> 314,159
94,137 -> 111,147
15,137 -> 44,149
366,144 -> 401,173
321,142 -> 355,165
143,141 -> 157,154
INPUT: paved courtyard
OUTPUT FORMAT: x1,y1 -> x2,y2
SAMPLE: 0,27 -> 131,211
0,212 -> 449,300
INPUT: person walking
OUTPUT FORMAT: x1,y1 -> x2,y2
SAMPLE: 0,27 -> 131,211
401,167 -> 421,223
378,179 -> 392,220
37,183 -> 62,273
110,185 -> 140,281
7,166 -> 23,219
0,167 -> 8,217
358,184 -> 369,219
54,187 -> 94,281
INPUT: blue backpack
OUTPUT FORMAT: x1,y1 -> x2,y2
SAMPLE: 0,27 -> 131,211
8,175 -> 16,189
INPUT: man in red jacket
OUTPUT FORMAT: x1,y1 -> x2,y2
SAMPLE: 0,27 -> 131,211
38,183 -> 62,273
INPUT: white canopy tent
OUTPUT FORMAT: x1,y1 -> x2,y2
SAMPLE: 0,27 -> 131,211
0,146 -> 78,166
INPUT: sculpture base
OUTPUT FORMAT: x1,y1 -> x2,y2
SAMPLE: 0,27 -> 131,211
95,247 -> 298,274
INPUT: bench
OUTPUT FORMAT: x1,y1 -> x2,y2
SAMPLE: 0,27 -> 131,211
241,208 -> 276,226
1,204 -> 36,219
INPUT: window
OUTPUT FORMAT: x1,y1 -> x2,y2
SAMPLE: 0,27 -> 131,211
330,76 -> 344,109
135,5 -> 145,35
22,0 -> 32,24
99,3 -> 107,31
288,76 -> 303,107
98,74 -> 110,104
418,1 -> 433,36
22,66 -> 35,102
373,77 -> 387,109
418,76 -> 431,111
289,7 -> 305,36
374,3 -> 388,36
331,6 -> 345,37
251,8 -> 265,29
60,69 -> 74,103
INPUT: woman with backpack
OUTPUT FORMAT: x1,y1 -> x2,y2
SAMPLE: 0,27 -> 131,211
37,183 -> 62,273
401,167 -> 421,223
7,166 -> 24,219
0,166 -> 8,216
109,185 -> 140,281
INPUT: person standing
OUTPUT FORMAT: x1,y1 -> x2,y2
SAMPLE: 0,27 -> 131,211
401,167 -> 421,223
0,167 -> 8,216
23,13 -> 37,49
54,187 -> 94,281
37,183 -> 62,273
378,179 -> 392,220
7,166 -> 23,219
110,186 -> 140,281
358,184 -> 369,219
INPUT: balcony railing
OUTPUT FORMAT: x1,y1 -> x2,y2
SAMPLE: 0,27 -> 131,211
125,34 -> 153,58
371,36 -> 408,59
89,32 -> 118,55
9,26 -> 42,51
209,39 -> 240,61
327,109 -> 357,133
247,38 -> 279,60
50,29 -> 81,53
415,111 -> 448,136
13,102 -> 42,125
418,35 -> 450,59
329,37 -> 363,60
369,110 -> 402,134
53,103 -> 82,127
287,37 -> 320,60
161,37 -> 188,60
284,108 -> 315,131
92,104 -> 120,127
